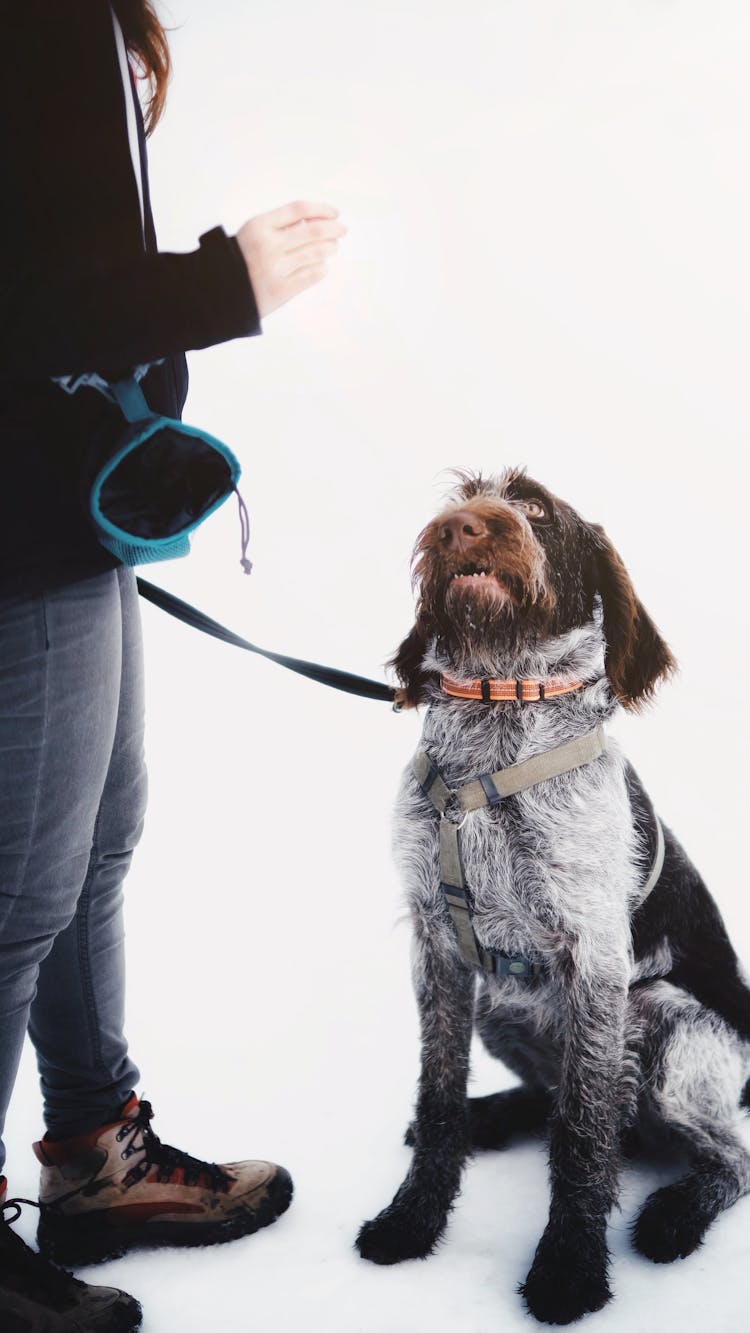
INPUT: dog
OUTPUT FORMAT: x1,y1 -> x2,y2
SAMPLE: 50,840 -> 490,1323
355,468 -> 750,1325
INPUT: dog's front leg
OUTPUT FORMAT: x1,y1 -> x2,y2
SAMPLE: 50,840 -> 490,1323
521,957 -> 628,1325
356,922 -> 474,1265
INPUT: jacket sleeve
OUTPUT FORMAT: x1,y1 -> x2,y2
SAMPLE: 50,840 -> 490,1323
2,226 -> 261,383
0,0 -> 261,383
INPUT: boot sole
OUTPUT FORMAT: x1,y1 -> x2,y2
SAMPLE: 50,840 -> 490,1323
37,1168 -> 293,1268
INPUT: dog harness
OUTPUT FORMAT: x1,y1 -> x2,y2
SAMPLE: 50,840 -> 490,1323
413,725 -> 665,979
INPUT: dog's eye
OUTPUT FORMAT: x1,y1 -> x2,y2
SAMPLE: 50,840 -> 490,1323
519,498 -> 548,522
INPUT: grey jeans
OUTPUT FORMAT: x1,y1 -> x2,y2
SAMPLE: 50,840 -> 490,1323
0,566 -> 144,1172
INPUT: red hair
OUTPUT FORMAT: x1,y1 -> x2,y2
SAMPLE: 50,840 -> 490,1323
111,0 -> 171,136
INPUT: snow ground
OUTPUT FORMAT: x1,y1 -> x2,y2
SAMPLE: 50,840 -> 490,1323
5,1 -> 750,1329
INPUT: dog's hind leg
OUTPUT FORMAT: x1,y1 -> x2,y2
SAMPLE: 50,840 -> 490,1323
631,985 -> 750,1263
404,1085 -> 551,1150
356,921 -> 475,1266
461,985 -> 557,1150
467,1085 -> 552,1149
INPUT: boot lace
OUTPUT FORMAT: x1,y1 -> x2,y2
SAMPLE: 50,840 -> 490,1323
115,1100 -> 233,1192
1,1198 -> 85,1304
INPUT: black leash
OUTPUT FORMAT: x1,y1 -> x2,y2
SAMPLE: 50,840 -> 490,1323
136,578 -> 397,705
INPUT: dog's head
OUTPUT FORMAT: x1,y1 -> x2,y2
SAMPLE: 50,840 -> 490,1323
392,468 -> 676,710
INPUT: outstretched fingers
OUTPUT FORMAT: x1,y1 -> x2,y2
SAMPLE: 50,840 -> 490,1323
234,199 -> 346,317
265,199 -> 341,229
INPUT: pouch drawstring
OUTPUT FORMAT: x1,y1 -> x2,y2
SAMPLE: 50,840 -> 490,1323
234,486 -> 253,574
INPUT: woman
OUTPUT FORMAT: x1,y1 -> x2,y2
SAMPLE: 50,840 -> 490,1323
0,3 -> 345,1327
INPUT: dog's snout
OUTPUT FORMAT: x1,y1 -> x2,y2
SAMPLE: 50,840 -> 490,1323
438,510 -> 488,555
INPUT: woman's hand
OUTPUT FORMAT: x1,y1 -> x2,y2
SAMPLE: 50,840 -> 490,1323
235,200 -> 346,318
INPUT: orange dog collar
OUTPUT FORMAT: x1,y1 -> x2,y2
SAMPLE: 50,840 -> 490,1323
441,675 -> 586,704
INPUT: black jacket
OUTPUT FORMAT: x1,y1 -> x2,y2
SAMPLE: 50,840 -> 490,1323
0,1 -> 260,596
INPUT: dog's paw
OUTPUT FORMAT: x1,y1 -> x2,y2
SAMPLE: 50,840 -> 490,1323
355,1207 -> 440,1265
520,1228 -> 611,1325
631,1179 -> 709,1263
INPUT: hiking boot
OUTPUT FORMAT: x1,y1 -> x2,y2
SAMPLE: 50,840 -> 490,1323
0,1175 -> 142,1332
35,1097 -> 293,1267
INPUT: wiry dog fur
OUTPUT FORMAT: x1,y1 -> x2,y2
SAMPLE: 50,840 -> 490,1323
355,469 -> 750,1325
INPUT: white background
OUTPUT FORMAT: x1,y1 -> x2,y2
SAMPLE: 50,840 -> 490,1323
7,2 -> 750,1330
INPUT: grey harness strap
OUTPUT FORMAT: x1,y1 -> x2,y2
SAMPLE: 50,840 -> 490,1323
438,818 -> 486,969
414,726 -> 664,980
455,729 -> 607,811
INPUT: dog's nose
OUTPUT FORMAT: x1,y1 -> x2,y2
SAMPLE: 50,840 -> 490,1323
438,510 -> 488,555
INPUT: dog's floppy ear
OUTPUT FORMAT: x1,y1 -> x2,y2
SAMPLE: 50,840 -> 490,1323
589,524 -> 676,709
389,617 -> 432,708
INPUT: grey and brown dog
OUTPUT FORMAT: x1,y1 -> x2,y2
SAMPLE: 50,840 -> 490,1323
356,468 -> 750,1325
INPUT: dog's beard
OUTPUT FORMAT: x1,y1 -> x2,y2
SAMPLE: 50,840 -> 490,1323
428,579 -> 554,675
